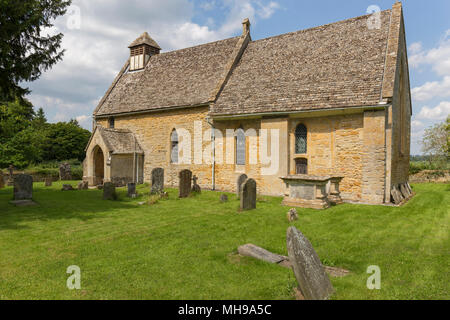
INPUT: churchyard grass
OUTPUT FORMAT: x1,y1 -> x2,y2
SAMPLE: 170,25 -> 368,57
0,182 -> 448,300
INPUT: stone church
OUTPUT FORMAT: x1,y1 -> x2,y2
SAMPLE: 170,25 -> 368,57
84,2 -> 411,205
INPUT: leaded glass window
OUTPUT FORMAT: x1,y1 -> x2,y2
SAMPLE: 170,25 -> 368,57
171,129 -> 178,163
295,124 -> 307,154
236,128 -> 246,165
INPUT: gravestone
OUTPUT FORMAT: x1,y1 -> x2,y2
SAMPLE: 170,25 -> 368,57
286,226 -> 334,300
78,181 -> 89,190
236,174 -> 248,199
62,184 -> 74,191
179,169 -> 192,198
192,175 -> 201,193
59,162 -> 72,180
7,165 -> 14,186
151,168 -> 164,194
13,174 -> 33,200
287,208 -> 298,222
103,182 -> 117,200
127,183 -> 137,198
220,194 -> 228,203
0,170 -> 4,189
44,177 -> 53,187
240,178 -> 256,211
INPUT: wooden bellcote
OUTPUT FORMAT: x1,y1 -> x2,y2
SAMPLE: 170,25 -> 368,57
128,32 -> 161,71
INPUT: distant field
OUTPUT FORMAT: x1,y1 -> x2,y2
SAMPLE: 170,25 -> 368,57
0,182 -> 448,300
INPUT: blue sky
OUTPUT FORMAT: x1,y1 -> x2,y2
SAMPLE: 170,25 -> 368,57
26,0 -> 450,155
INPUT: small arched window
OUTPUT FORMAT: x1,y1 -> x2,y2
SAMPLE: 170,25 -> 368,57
295,124 -> 307,154
108,117 -> 115,129
235,128 -> 246,165
171,129 -> 179,163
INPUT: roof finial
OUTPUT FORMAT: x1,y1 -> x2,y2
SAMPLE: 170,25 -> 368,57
242,18 -> 250,35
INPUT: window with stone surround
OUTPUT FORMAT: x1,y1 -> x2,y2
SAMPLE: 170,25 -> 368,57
108,117 -> 115,129
295,124 -> 307,154
171,129 -> 179,164
235,128 -> 246,165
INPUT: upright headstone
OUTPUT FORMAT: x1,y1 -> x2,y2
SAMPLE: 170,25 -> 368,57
240,178 -> 256,210
59,162 -> 72,181
78,181 -> 89,190
286,226 -> 334,300
0,170 -> 4,189
192,175 -> 201,193
103,182 -> 117,200
151,168 -> 164,194
220,194 -> 228,203
44,177 -> 53,187
127,183 -> 137,198
7,165 -> 14,186
13,174 -> 33,200
236,174 -> 248,199
179,169 -> 192,198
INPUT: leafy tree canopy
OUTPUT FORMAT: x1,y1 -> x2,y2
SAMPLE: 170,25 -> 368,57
0,0 -> 71,101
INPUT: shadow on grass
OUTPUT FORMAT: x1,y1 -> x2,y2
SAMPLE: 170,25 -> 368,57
0,182 -> 144,231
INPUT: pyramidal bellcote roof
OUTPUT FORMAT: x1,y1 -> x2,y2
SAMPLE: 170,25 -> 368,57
128,32 -> 161,50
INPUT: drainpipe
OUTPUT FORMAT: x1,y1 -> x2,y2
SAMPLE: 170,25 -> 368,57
206,117 -> 216,190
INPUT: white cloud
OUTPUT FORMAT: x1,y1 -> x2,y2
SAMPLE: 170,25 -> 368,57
411,76 -> 450,102
409,30 -> 450,76
416,101 -> 450,121
257,1 -> 280,19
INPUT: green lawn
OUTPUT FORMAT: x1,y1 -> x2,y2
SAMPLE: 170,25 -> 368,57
0,182 -> 448,300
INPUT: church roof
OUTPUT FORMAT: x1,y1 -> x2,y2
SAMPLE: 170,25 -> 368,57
94,4 -> 404,118
128,32 -> 161,49
97,126 -> 143,154
94,37 -> 240,116
211,9 -> 394,116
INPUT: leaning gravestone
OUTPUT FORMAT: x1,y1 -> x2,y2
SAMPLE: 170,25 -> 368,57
286,226 -> 334,300
179,169 -> 192,198
286,227 -> 334,300
127,183 -> 137,198
240,178 -> 256,210
236,174 -> 248,199
151,168 -> 164,194
59,162 -> 72,181
0,170 -> 4,189
13,174 -> 33,200
103,182 -> 117,200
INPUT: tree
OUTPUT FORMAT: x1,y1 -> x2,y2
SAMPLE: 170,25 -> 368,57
421,121 -> 447,166
32,107 -> 47,129
0,97 -> 35,142
0,0 -> 71,101
446,116 -> 450,158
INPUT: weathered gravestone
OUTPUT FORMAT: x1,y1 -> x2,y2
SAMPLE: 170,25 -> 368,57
7,165 -> 14,186
179,169 -> 192,198
127,183 -> 137,198
103,182 -> 117,200
192,175 -> 201,193
286,226 -> 334,300
62,184 -> 74,191
13,174 -> 33,200
287,208 -> 298,222
236,174 -> 248,199
220,194 -> 228,203
0,170 -> 4,189
78,181 -> 89,190
240,178 -> 256,211
44,177 -> 53,187
151,168 -> 164,194
59,162 -> 72,181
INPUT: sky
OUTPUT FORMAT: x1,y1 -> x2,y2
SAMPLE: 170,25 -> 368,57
25,0 -> 450,155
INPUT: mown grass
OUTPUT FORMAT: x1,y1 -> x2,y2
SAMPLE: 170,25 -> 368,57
0,182 -> 448,300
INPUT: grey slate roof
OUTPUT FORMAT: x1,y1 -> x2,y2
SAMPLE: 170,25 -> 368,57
98,126 -> 143,154
211,10 -> 393,116
95,37 -> 240,116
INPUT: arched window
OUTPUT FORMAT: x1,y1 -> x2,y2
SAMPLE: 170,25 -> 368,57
171,129 -> 178,163
295,124 -> 307,154
235,128 -> 246,165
